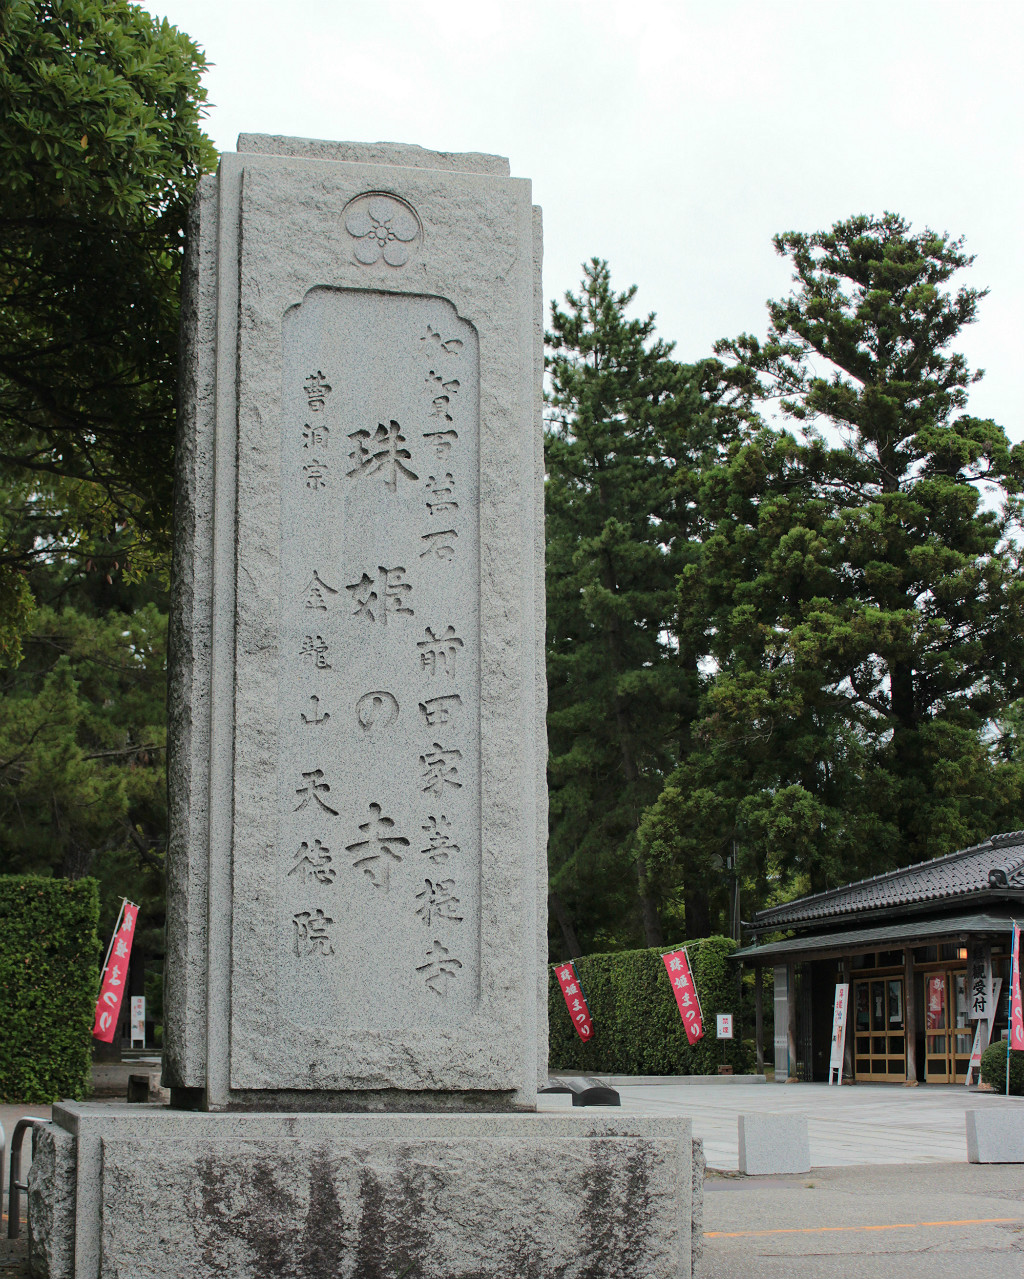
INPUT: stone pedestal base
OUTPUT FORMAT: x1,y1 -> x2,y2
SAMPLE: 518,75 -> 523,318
29,1104 -> 700,1278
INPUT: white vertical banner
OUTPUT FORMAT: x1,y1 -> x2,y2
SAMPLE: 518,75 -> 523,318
828,983 -> 849,1085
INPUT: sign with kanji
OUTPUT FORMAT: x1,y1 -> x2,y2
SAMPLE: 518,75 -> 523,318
555,961 -> 593,1041
716,1013 -> 733,1039
92,901 -> 139,1043
1010,921 -> 1023,1052
828,982 -> 850,1085
662,947 -> 704,1045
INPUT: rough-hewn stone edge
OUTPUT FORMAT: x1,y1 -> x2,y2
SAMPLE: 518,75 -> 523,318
532,201 -> 549,1091
691,1137 -> 706,1278
163,172 -> 218,1091
27,1124 -> 76,1279
236,134 -> 511,176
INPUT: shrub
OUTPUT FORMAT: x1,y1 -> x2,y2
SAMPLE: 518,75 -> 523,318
0,876 -> 100,1102
548,935 -> 746,1075
979,1039 -> 1024,1096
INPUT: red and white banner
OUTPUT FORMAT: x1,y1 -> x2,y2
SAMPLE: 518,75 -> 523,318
555,961 -> 593,1041
828,982 -> 849,1085
1010,921 -> 1023,1052
662,947 -> 704,1045
93,901 -> 139,1043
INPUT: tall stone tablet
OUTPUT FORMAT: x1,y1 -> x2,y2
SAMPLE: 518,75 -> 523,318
164,136 -> 546,1111
28,137 -> 701,1279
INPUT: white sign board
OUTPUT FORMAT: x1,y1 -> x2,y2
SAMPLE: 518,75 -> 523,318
716,1013 -> 733,1039
828,982 -> 849,1085
130,995 -> 145,1049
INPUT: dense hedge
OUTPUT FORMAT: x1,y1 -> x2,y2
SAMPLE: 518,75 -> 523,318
0,876 -> 100,1103
548,936 -> 746,1075
979,1040 -> 1024,1096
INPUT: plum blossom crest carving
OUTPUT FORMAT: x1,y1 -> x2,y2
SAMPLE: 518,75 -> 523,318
344,193 -> 421,267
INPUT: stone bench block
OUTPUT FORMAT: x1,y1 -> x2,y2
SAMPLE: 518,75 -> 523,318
966,1108 -> 1024,1162
738,1111 -> 810,1175
31,1104 -> 702,1279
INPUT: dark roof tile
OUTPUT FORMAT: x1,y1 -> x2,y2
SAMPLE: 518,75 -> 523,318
753,831 -> 1024,930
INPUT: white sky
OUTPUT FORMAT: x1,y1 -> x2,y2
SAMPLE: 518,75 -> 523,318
152,0 -> 1023,439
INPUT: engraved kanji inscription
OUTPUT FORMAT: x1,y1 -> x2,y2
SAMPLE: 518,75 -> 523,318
419,694 -> 462,727
303,571 -> 338,610
419,528 -> 457,562
417,625 -> 464,677
301,694 -> 330,725
426,371 -> 460,396
347,421 -> 418,492
415,878 -> 463,926
294,768 -> 338,815
302,422 -> 329,449
303,458 -> 329,490
347,567 -> 413,623
420,742 -> 462,795
293,908 -> 334,957
345,803 -> 409,890
355,690 -> 399,731
288,840 -> 335,884
304,372 -> 332,411
421,815 -> 459,864
422,427 -> 458,458
428,397 -> 453,424
299,634 -> 331,669
417,938 -> 463,996
425,473 -> 458,516
419,325 -> 463,356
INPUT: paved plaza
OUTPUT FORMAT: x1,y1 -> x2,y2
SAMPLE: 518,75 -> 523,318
539,1079 -> 1024,1169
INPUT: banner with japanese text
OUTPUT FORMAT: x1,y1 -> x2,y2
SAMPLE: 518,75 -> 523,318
92,901 -> 139,1043
662,947 -> 704,1045
555,961 -> 593,1041
1010,921 -> 1023,1052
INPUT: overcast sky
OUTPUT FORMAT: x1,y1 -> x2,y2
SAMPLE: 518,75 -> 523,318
152,0 -> 1022,439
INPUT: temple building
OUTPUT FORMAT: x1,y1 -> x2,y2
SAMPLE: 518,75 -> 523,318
735,831 -> 1024,1084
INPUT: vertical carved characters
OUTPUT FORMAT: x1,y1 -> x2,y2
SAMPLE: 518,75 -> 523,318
280,291 -> 478,1025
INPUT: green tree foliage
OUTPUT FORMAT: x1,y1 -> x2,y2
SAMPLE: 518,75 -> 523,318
0,0 -> 215,655
0,875 -> 100,1103
0,548 -> 168,958
640,213 -> 1024,919
545,261 -> 744,954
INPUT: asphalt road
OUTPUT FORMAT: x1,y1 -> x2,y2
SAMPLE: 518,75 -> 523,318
704,1161 -> 1024,1279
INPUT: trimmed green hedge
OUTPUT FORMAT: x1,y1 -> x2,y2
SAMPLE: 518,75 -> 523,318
548,935 -> 746,1075
0,876 -> 100,1103
979,1040 -> 1024,1096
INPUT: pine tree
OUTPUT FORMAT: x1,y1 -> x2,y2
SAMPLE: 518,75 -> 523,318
545,261 -> 742,951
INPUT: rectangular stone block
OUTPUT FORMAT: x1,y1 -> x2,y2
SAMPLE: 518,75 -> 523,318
164,136 -> 546,1111
966,1107 -> 1024,1162
41,1103 -> 695,1279
737,1111 -> 810,1175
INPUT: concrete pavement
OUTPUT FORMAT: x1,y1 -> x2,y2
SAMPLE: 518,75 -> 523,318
704,1161 -> 1024,1279
539,1078 -> 1024,1169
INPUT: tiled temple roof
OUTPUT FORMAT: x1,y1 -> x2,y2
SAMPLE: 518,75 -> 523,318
752,831 -> 1024,932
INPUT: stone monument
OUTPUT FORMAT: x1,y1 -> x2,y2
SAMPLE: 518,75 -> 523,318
29,136 -> 700,1278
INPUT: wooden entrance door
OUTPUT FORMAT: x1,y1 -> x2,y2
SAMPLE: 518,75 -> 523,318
923,969 -> 971,1083
853,977 -> 906,1080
